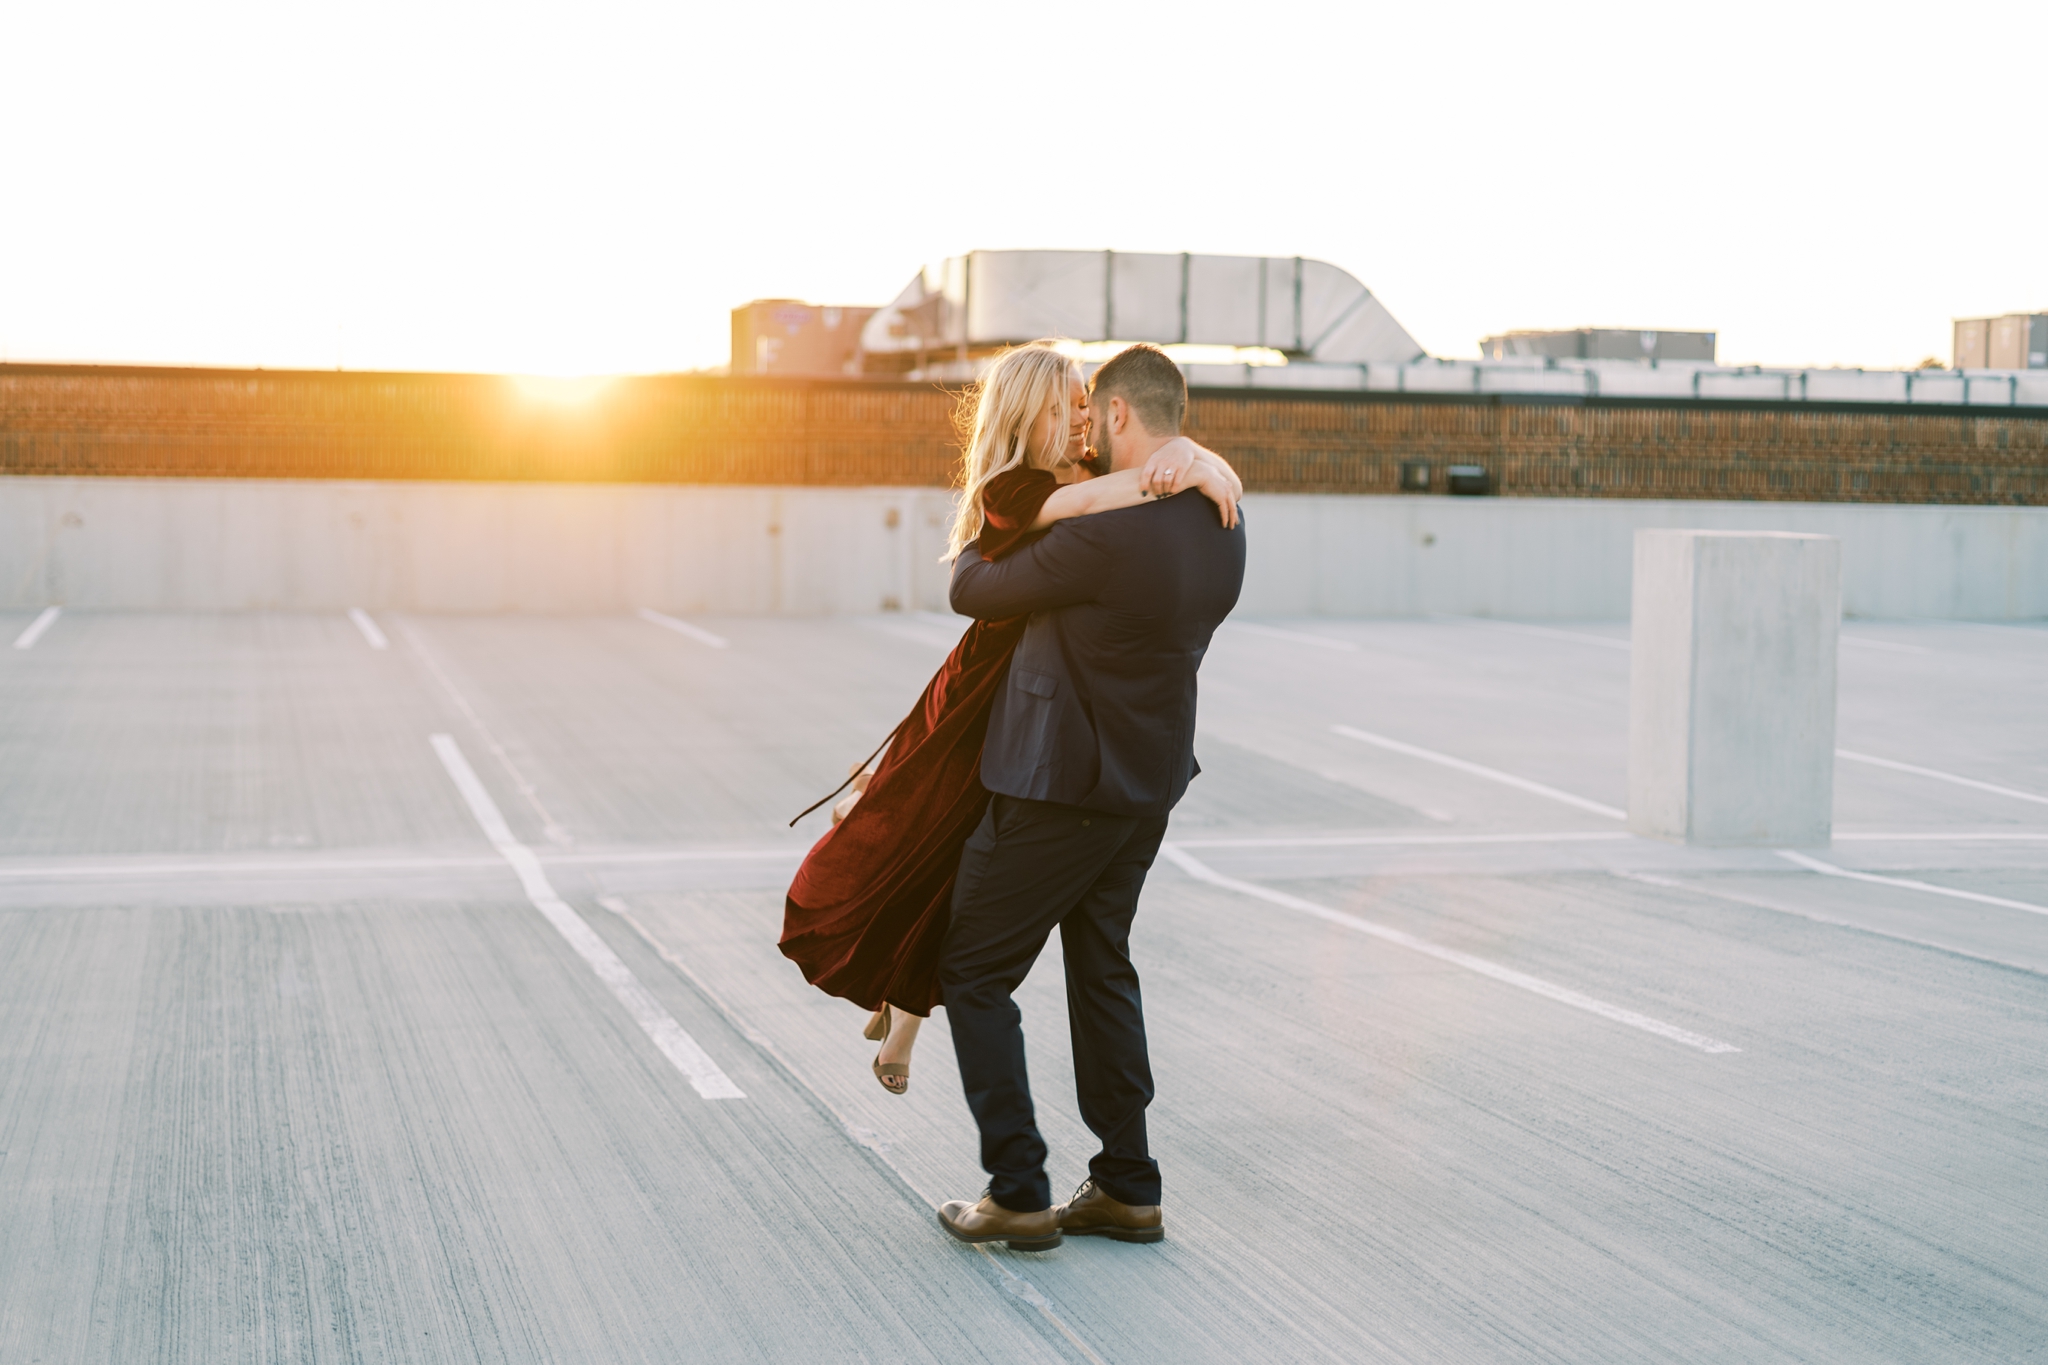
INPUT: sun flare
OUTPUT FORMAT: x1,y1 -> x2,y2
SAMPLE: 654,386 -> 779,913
507,374 -> 619,405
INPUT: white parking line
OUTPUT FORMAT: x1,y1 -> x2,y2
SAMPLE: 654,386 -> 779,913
1944,621 -> 2048,639
1610,870 -> 2042,977
1160,845 -> 1738,1053
1173,831 -> 1630,850
863,619 -> 959,649
347,608 -> 389,649
1833,831 -> 2048,842
1836,749 -> 2048,807
430,733 -> 744,1099
0,854 -> 505,879
1838,635 -> 1928,655
12,607 -> 60,650
638,608 -> 729,649
591,894 -> 1109,1362
1776,850 -> 2048,918
1229,622 -> 1359,651
1333,725 -> 1627,820
1438,617 -> 1632,652
399,619 -> 574,847
0,846 -> 807,881
547,847 -> 805,866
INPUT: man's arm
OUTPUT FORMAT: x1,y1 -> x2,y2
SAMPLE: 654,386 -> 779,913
950,517 -> 1115,620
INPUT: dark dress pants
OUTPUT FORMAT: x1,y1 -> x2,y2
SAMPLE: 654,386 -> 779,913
940,794 -> 1167,1213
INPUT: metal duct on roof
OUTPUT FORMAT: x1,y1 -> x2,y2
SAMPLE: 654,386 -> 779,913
859,250 -> 1426,364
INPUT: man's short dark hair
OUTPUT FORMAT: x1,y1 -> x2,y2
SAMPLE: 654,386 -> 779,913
1090,344 -> 1185,435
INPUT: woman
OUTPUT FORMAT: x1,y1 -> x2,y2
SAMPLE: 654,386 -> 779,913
778,342 -> 1241,1094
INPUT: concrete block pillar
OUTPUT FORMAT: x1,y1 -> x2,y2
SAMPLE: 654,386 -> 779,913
1628,530 -> 1841,846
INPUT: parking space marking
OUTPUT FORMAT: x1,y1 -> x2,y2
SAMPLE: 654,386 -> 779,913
1611,870 -> 2044,978
1174,831 -> 1630,850
1838,635 -> 1928,655
546,847 -> 803,866
399,618 -> 574,846
12,606 -> 60,650
1836,749 -> 2048,807
1333,725 -> 1627,820
0,846 -> 812,885
1776,850 -> 2048,918
0,854 -> 504,879
862,619 -> 959,649
1161,845 -> 1739,1054
1437,617 -> 1632,652
347,608 -> 389,649
1833,831 -> 2048,842
1228,622 -> 1360,651
431,733 -> 744,1099
638,608 -> 729,649
592,893 -> 1111,1365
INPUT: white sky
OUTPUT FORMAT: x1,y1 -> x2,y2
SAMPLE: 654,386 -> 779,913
2,1 -> 2041,375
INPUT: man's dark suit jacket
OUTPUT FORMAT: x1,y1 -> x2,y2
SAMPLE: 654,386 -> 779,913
949,489 -> 1247,817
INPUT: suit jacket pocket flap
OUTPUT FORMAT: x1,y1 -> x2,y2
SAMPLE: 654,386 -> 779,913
1014,668 -> 1058,699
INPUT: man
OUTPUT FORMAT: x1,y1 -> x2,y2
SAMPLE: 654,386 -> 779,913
937,343 -> 1247,1251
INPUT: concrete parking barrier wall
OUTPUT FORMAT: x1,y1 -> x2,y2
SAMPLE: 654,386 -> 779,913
1234,494 -> 2048,620
3,477 -> 2044,618
0,478 -> 961,615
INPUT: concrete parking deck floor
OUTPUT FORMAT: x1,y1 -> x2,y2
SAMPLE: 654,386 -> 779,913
3,608 -> 2045,1363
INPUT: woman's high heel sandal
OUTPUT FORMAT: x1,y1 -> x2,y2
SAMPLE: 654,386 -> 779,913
865,1004 -> 908,1094
872,1056 -> 909,1095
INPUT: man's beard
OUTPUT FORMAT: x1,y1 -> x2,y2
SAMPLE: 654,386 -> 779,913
1080,426 -> 1112,478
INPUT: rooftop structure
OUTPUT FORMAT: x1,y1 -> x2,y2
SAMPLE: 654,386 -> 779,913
1177,355 -> 2048,408
1481,328 -> 1717,364
731,299 -> 876,377
1954,314 -> 2048,370
856,250 -> 1426,377
731,252 -> 2048,409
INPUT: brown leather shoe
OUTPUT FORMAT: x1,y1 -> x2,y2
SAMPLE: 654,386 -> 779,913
1054,1178 -> 1164,1243
937,1193 -> 1062,1251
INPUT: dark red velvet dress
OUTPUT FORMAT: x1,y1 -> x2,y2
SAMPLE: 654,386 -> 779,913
779,467 -> 1061,1016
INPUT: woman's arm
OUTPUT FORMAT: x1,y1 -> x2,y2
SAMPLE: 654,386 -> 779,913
1140,436 -> 1241,498
1030,459 -> 1239,531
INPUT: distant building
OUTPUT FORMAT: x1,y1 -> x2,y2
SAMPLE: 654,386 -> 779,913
730,300 -> 877,377
1480,328 -> 1717,364
1953,314 -> 2048,370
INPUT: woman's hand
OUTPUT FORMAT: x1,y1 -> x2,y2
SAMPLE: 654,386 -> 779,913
1194,445 -> 1243,500
1144,437 -> 1243,501
831,767 -> 875,825
1185,458 -> 1241,530
1139,437 -> 1201,496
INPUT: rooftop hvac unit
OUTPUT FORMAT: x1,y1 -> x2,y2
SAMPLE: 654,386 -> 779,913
859,250 -> 1425,370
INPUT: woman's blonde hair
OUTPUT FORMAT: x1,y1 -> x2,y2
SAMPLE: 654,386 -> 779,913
945,342 -> 1077,561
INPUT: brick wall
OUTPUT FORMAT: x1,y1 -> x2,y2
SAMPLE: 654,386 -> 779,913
4,364 -> 2045,505
1188,394 -> 2048,503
